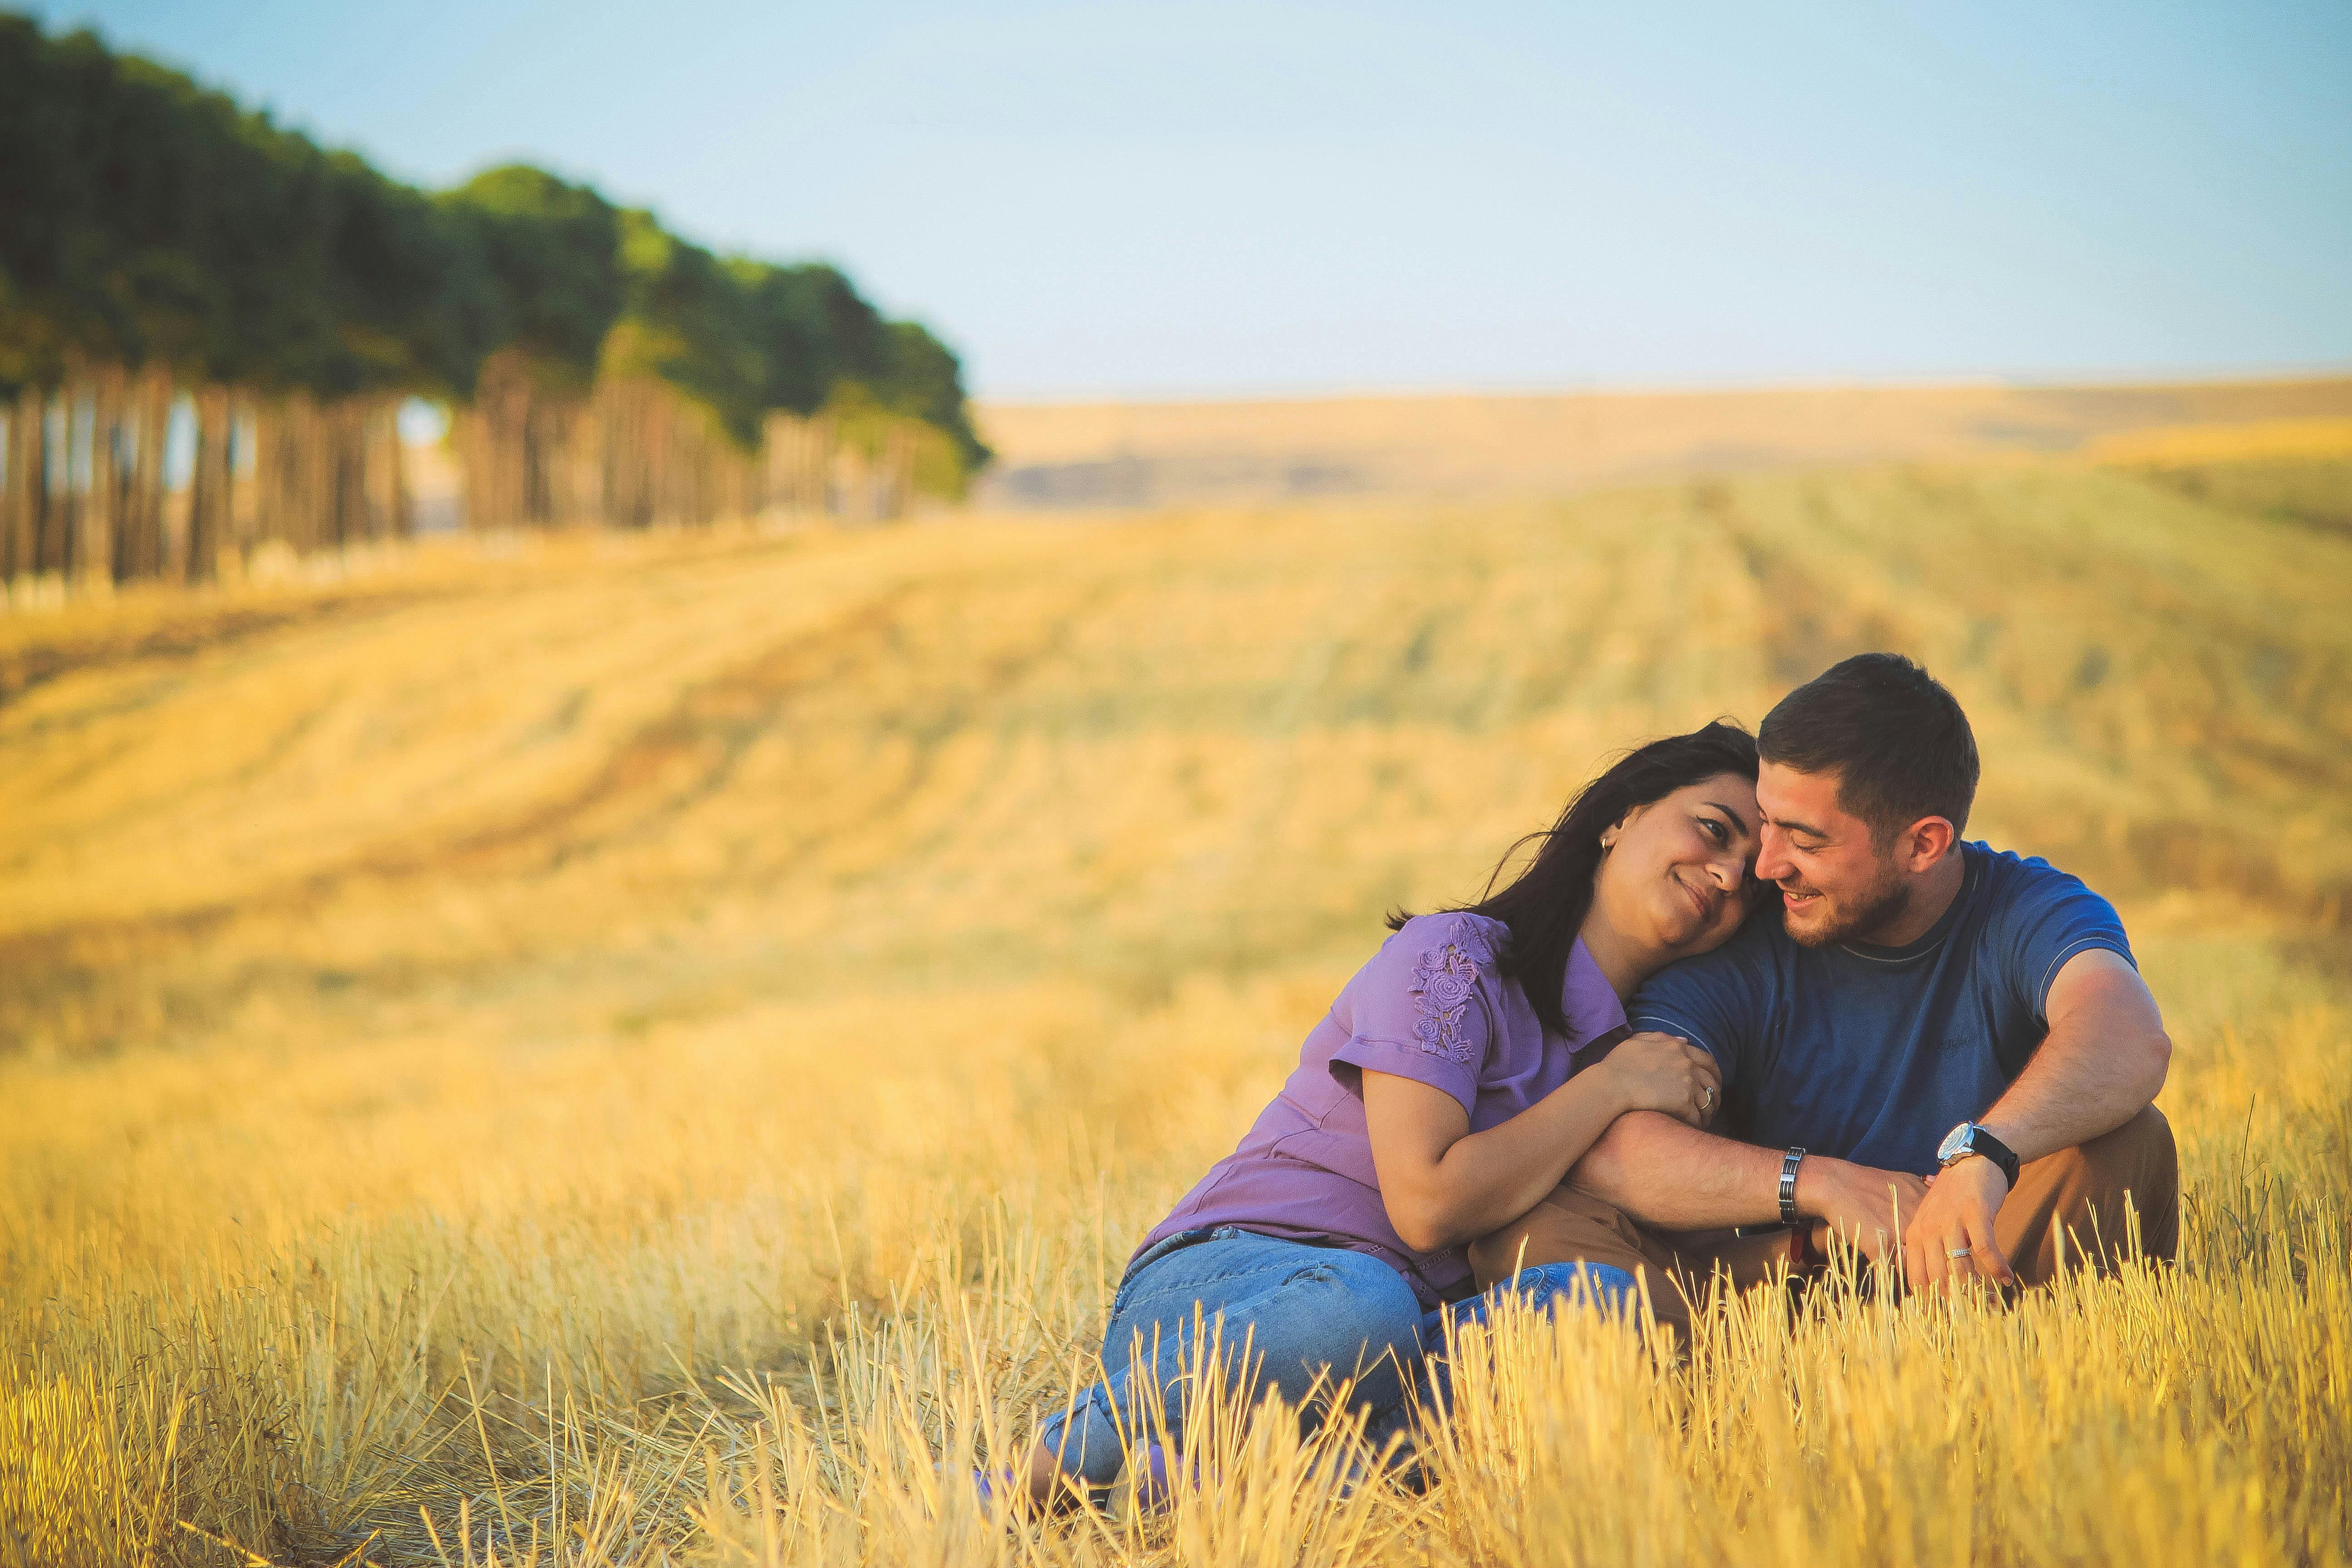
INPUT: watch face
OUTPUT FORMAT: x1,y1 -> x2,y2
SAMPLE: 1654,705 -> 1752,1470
1936,1124 -> 1973,1164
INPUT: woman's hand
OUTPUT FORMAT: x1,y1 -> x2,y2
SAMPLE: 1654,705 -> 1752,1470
1601,1031 -> 1722,1127
1361,1038 -> 1721,1254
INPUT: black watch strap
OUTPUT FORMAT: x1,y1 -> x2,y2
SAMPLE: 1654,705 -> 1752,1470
1970,1127 -> 2020,1188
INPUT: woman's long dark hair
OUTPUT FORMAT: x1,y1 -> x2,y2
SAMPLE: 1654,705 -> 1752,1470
1388,719 -> 1761,1039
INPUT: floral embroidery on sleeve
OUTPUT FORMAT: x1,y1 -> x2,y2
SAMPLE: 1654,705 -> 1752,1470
1411,940 -> 1486,1064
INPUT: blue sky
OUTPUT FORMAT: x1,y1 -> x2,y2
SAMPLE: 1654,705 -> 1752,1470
31,1 -> 2352,399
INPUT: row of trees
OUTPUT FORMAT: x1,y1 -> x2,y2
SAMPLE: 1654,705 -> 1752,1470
454,357 -> 941,533
0,15 -> 988,595
1,374 -> 412,594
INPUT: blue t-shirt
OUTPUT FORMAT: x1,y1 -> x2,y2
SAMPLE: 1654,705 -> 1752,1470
1627,843 -> 2134,1176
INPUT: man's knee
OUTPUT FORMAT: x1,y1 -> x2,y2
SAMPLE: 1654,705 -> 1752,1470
2062,1105 -> 2176,1211
2093,1103 -> 2178,1256
2024,1105 -> 2174,1185
2009,1104 -> 2179,1273
2086,1102 -> 2173,1160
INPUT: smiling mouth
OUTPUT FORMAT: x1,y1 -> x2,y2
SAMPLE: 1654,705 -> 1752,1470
1676,873 -> 1713,918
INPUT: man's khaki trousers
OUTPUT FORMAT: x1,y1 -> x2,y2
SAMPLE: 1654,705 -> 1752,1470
1467,1106 -> 2179,1336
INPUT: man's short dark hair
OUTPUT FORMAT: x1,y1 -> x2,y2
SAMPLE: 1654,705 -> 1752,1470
1759,653 -> 1979,838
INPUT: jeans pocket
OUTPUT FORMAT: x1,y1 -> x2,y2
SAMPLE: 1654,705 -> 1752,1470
1111,1227 -> 1221,1318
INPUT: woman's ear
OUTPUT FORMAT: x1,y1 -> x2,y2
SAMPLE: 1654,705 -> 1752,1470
1600,807 -> 1635,852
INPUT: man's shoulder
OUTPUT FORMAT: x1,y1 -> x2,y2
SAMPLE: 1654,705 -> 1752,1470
1635,908 -> 1787,1001
1955,841 -> 2134,992
1965,838 -> 2073,883
1961,841 -> 2112,917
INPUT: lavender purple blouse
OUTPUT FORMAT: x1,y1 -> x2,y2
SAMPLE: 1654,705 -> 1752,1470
1135,913 -> 1630,1308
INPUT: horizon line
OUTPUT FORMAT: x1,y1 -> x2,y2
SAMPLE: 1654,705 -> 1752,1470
975,362 -> 2352,409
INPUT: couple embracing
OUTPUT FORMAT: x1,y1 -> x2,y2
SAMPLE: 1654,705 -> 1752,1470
996,653 -> 2177,1510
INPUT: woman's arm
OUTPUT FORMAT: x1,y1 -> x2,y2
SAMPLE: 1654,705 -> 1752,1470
1362,1033 -> 1720,1254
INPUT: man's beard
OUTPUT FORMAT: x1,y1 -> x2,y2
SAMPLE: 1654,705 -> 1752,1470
1780,861 -> 1912,948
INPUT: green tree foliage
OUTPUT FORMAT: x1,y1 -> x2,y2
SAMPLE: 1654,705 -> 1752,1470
604,209 -> 767,445
730,261 -> 989,471
441,165 -> 621,391
0,14 -> 985,481
881,320 -> 990,473
733,261 -> 891,415
0,17 -> 492,396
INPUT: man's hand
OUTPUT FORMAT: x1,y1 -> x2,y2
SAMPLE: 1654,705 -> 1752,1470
1903,1156 -> 2014,1291
1794,1156 -> 1928,1262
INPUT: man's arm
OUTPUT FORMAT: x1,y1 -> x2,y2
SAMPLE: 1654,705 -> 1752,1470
1566,1114 -> 1778,1228
1587,944 -> 1925,1256
1980,948 -> 2170,1161
1567,1109 -> 1928,1257
1362,1030 -> 1718,1251
1906,948 -> 2171,1290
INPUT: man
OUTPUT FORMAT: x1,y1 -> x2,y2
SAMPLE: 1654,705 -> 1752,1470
1470,653 -> 2177,1326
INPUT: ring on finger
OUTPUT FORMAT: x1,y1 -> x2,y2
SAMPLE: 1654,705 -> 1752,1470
1945,1245 -> 1973,1260
1698,1086 -> 1715,1110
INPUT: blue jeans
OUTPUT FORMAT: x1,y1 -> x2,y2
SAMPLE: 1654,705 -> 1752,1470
1036,1226 -> 1637,1486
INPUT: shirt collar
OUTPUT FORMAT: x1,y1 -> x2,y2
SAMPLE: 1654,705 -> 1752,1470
1561,936 -> 1629,1053
1838,841 -> 1984,965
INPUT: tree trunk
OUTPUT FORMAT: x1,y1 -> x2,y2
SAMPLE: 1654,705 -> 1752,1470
227,393 -> 257,565
133,375 -> 164,581
807,416 -> 836,517
0,400 -> 14,584
4,386 -> 44,586
33,388 -> 70,577
186,385 -> 231,581
52,379 -> 83,580
250,397 -> 282,553
80,367 -> 123,591
296,395 -> 320,548
353,401 -> 371,541
392,405 -> 413,536
322,399 -> 347,547
879,423 -> 914,521
117,370 -> 171,582
322,400 -> 346,547
350,399 -> 374,541
298,392 -> 325,554
459,349 -> 542,531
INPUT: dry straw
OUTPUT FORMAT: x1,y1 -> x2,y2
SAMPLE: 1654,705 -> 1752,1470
4,455 -> 2349,1563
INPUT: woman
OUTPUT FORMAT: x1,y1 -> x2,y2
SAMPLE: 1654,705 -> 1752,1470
1001,720 -> 1764,1509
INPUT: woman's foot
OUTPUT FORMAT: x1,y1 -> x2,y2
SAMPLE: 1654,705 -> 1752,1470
972,1441 -> 1093,1521
1131,1443 -> 1174,1512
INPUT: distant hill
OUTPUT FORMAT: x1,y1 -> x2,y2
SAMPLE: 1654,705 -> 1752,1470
975,375 -> 2352,509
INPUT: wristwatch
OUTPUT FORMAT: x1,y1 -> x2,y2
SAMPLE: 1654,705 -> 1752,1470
1936,1122 -> 2019,1188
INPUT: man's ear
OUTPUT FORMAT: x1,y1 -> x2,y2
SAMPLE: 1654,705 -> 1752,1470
1897,815 -> 1956,872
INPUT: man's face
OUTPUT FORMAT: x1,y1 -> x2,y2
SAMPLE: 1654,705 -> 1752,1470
1753,762 -> 1909,947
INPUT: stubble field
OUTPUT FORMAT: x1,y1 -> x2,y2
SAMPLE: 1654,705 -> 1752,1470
3,446 -> 2350,1564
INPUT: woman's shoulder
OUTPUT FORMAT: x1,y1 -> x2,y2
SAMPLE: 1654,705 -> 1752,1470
1332,911 -> 1513,1062
1379,911 -> 1509,970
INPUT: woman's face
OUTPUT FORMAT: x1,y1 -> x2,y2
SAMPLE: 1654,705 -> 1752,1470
1594,774 -> 1764,960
